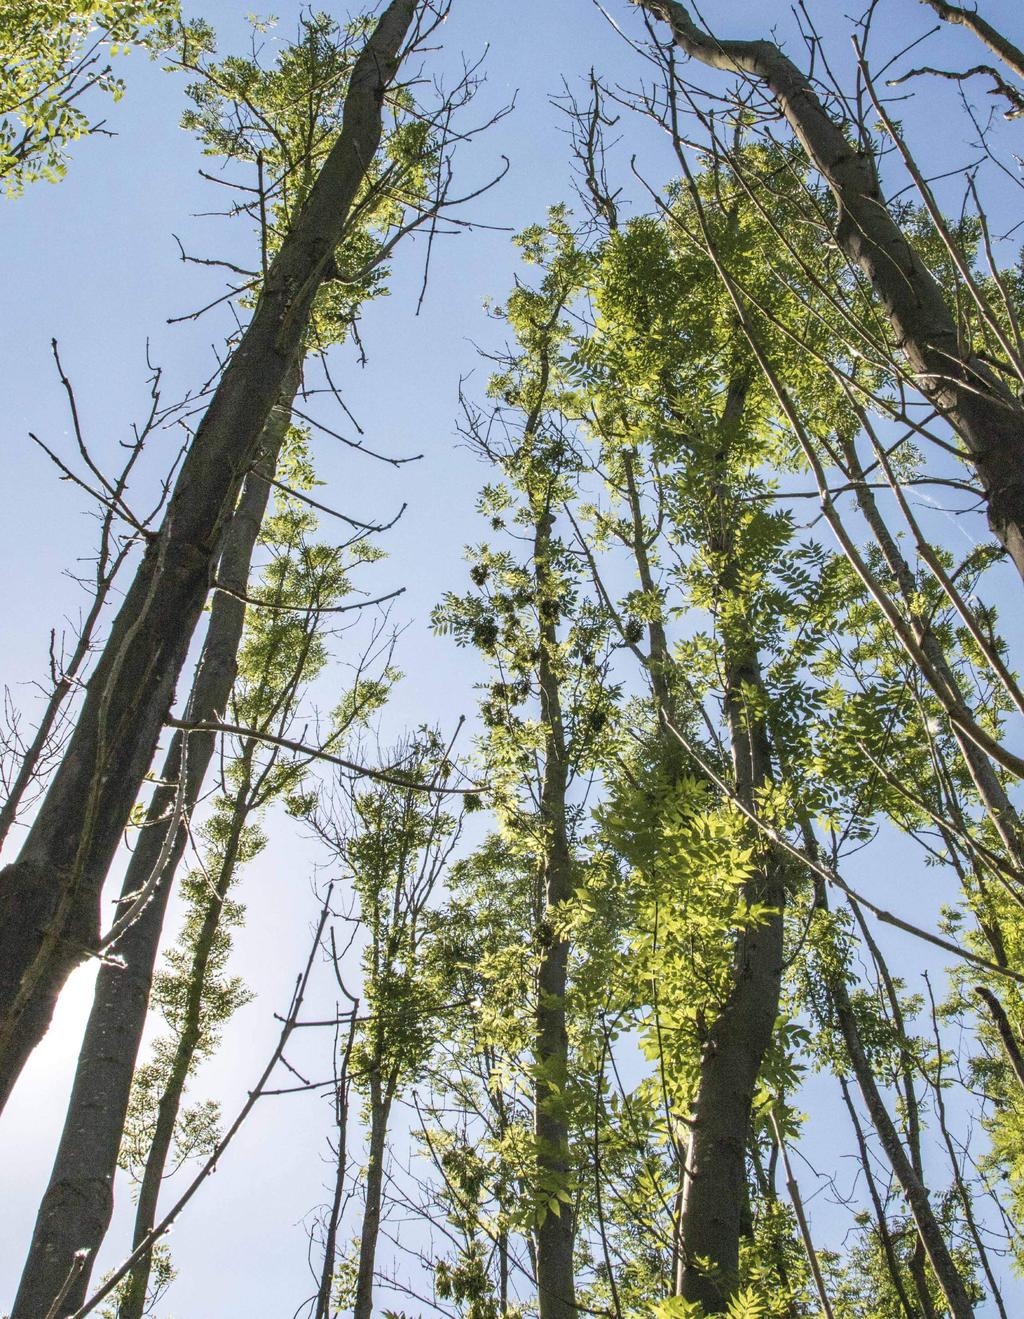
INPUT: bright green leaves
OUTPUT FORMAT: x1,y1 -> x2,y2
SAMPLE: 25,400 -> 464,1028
176,10 -> 441,351
0,0 -> 179,195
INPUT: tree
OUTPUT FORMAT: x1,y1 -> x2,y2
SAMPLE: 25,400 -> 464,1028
0,0 -> 431,1110
634,0 -> 1024,586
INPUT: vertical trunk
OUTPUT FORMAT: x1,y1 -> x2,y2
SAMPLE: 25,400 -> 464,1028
117,766 -> 254,1319
621,385 -> 784,1312
352,1074 -> 393,1319
314,1017 -> 355,1319
10,385 -> 295,1319
643,0 -> 1024,582
533,505 -> 578,1319
674,637 -> 784,1311
0,0 -> 420,1105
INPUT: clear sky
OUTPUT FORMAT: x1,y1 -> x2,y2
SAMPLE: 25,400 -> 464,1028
2,1 -> 1023,1314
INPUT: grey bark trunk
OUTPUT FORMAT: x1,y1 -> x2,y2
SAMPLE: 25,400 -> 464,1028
622,385 -> 783,1312
9,388 -> 294,1319
829,967 -> 976,1318
117,763 -> 255,1319
920,0 -> 1024,84
843,438 -> 1024,871
352,1074 -> 393,1319
533,505 -> 578,1319
643,0 -> 1024,583
0,0 -> 419,1106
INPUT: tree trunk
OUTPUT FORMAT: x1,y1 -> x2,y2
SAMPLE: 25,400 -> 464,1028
9,385 -> 294,1319
826,934 -> 976,1318
920,0 -> 1024,84
352,1074 -> 393,1319
641,0 -> 1024,583
0,0 -> 419,1106
843,437 -> 1024,872
673,639 -> 784,1311
533,505 -> 578,1319
117,765 -> 254,1319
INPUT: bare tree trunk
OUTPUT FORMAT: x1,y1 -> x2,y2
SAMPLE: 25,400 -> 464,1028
533,503 -> 578,1319
9,386 -> 295,1319
839,1076 -> 919,1319
0,0 -> 420,1106
639,0 -> 1024,582
352,1072 -> 394,1319
619,383 -> 784,1312
842,437 -> 1024,871
118,762 -> 254,1319
827,944 -> 976,1317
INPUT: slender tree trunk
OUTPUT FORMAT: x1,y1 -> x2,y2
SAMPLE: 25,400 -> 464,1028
640,0 -> 1024,582
352,1073 -> 394,1319
839,1076 -> 919,1319
314,1010 -> 356,1319
117,764 -> 254,1319
533,503 -> 578,1319
826,944 -> 976,1317
9,385 -> 296,1319
0,0 -> 420,1106
621,383 -> 784,1312
975,985 -> 1024,1093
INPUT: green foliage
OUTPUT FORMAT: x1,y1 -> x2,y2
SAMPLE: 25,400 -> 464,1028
0,0 -> 179,194
176,10 -> 441,350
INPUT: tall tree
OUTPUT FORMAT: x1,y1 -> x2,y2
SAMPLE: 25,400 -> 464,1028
0,0 -> 430,1110
634,0 -> 1024,585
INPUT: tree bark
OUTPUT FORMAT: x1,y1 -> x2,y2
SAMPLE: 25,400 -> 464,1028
9,385 -> 294,1319
533,502 -> 578,1319
826,934 -> 976,1318
0,0 -> 420,1107
117,761 -> 254,1319
673,639 -> 784,1311
639,0 -> 1024,583
619,383 -> 784,1312
843,437 -> 1024,873
352,1073 -> 394,1319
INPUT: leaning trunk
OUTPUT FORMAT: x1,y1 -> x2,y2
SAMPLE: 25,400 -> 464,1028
117,766 -> 254,1319
9,384 -> 295,1319
0,0 -> 419,1106
827,957 -> 976,1318
643,0 -> 1024,581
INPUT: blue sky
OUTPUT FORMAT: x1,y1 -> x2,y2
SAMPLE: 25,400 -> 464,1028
3,1 -> 1024,1314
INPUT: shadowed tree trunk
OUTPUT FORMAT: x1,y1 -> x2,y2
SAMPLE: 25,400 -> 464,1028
827,953 -> 976,1319
9,376 -> 296,1319
619,379 -> 785,1312
674,635 -> 783,1310
116,758 -> 257,1319
638,0 -> 1024,583
533,496 -> 578,1319
0,0 -> 420,1109
352,1066 -> 397,1319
